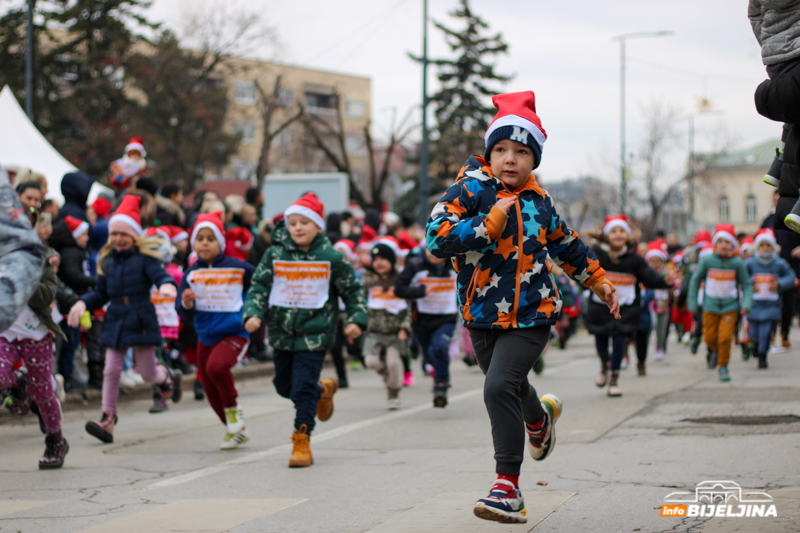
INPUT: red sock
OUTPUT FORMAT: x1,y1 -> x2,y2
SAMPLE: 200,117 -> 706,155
497,473 -> 519,488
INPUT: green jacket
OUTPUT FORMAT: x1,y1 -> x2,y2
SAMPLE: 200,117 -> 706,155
362,270 -> 412,335
242,221 -> 367,352
688,253 -> 753,315
28,249 -> 67,341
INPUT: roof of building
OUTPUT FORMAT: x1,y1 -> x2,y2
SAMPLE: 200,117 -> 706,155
701,138 -> 781,172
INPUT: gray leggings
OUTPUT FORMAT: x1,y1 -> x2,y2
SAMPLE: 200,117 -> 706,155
655,313 -> 670,352
469,326 -> 549,476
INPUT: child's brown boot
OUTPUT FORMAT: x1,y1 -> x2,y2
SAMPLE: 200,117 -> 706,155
289,424 -> 313,468
317,378 -> 339,422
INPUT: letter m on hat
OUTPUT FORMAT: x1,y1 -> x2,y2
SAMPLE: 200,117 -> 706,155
510,126 -> 530,144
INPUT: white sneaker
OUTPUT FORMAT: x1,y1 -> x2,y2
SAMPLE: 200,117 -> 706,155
387,397 -> 401,410
53,374 -> 65,403
220,428 -> 250,450
119,370 -> 137,389
130,370 -> 144,384
225,406 -> 245,435
654,349 -> 664,361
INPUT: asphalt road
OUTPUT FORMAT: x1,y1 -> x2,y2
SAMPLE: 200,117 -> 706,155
1,330 -> 798,533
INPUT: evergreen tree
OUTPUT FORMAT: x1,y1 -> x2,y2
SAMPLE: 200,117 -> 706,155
411,0 -> 512,192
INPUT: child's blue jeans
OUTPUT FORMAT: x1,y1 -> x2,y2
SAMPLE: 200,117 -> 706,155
750,319 -> 778,356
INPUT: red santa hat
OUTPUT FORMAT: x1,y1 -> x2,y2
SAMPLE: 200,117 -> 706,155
333,239 -> 357,262
673,250 -> 684,264
225,227 -> 254,260
376,235 -> 408,258
358,224 -> 378,251
712,223 -> 737,247
284,192 -> 325,231
698,243 -> 714,261
484,91 -> 547,168
645,241 -> 668,262
125,136 -> 146,157
693,229 -> 712,249
603,214 -> 631,236
91,196 -> 112,219
740,235 -> 756,253
754,228 -> 777,250
160,225 -> 189,244
191,211 -> 226,253
109,195 -> 143,238
64,215 -> 89,241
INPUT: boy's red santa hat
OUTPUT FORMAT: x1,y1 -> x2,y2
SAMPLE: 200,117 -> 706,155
603,214 -> 631,236
740,235 -> 755,253
109,195 -> 143,238
712,223 -> 738,247
754,228 -> 777,249
645,241 -> 668,262
357,224 -> 378,251
191,211 -> 226,253
91,196 -> 112,220
64,215 -> 89,240
225,227 -> 254,260
124,136 -> 146,157
693,229 -> 712,249
333,238 -> 357,262
160,225 -> 189,244
484,91 -> 547,168
284,192 -> 325,231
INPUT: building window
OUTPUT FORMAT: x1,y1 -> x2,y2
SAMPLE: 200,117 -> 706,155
745,195 -> 757,223
278,88 -> 294,108
719,196 -> 729,223
233,122 -> 256,145
345,134 -> 366,157
305,91 -> 337,116
233,81 -> 256,105
345,98 -> 366,118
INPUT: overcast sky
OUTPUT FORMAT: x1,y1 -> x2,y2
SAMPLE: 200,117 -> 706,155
148,0 -> 774,186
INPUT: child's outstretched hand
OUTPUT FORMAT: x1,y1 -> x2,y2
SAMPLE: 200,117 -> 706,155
664,270 -> 676,286
600,283 -> 621,319
182,288 -> 196,308
344,323 -> 362,340
67,301 -> 87,328
244,317 -> 262,333
495,196 -> 516,215
398,329 -> 408,341
159,284 -> 177,298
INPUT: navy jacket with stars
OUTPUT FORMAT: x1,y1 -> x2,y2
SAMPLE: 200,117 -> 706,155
425,155 -> 607,329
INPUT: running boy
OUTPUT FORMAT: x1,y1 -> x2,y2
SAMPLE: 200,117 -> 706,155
426,91 -> 619,524
178,212 -> 255,449
688,224 -> 754,381
243,193 -> 367,468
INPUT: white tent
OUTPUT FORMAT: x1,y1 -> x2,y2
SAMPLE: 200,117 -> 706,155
0,85 -> 76,204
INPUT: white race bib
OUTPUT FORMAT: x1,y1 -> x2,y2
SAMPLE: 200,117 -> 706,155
187,268 -> 245,312
268,261 -> 331,309
752,273 -> 779,301
654,289 -> 670,300
412,271 -> 457,315
592,272 -> 636,306
151,286 -> 179,327
705,269 -> 738,299
368,286 -> 407,314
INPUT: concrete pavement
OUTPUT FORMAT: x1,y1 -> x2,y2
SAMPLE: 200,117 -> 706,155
0,330 -> 798,532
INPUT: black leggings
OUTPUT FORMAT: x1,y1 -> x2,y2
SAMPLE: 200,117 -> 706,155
635,329 -> 651,363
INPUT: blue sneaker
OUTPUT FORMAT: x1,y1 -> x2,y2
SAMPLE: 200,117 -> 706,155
526,394 -> 562,461
473,480 -> 527,524
719,366 -> 731,382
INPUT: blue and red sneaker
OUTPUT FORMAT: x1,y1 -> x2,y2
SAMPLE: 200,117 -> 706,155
526,393 -> 562,461
473,479 -> 527,524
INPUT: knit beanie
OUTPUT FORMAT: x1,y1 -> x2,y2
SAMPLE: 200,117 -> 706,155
484,91 -> 547,167
109,194 -> 144,239
136,177 -> 159,197
284,192 -> 325,231
191,211 -> 226,253
370,243 -> 396,267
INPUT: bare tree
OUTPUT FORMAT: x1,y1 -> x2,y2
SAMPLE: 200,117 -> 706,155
254,75 -> 302,189
300,91 -> 417,210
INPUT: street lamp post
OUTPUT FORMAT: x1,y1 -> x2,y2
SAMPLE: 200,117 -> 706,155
25,0 -> 34,120
418,0 -> 430,226
612,31 -> 674,214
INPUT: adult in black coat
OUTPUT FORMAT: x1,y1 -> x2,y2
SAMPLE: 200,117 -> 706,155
49,219 -> 96,295
57,172 -> 94,223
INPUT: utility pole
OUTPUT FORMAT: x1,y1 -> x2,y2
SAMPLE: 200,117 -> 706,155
418,0 -> 429,226
612,31 -> 673,214
25,0 -> 34,120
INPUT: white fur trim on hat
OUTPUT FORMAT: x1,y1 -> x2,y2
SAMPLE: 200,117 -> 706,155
484,115 -> 546,150
71,221 -> 89,240
645,249 -> 668,262
754,232 -> 777,249
603,219 -> 631,236
172,230 -> 188,243
284,205 -> 325,231
191,221 -> 226,252
125,142 -> 146,156
712,231 -> 738,247
108,213 -> 143,236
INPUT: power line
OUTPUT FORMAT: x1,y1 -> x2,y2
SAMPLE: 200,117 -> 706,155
335,0 -> 410,69
627,56 -> 757,83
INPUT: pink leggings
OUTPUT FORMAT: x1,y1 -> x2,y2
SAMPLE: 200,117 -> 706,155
0,336 -> 61,433
103,346 -> 167,415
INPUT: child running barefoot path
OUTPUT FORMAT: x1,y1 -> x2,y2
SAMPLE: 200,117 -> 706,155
68,195 -> 182,443
177,212 -> 255,449
426,91 -> 620,524
243,193 -> 367,468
